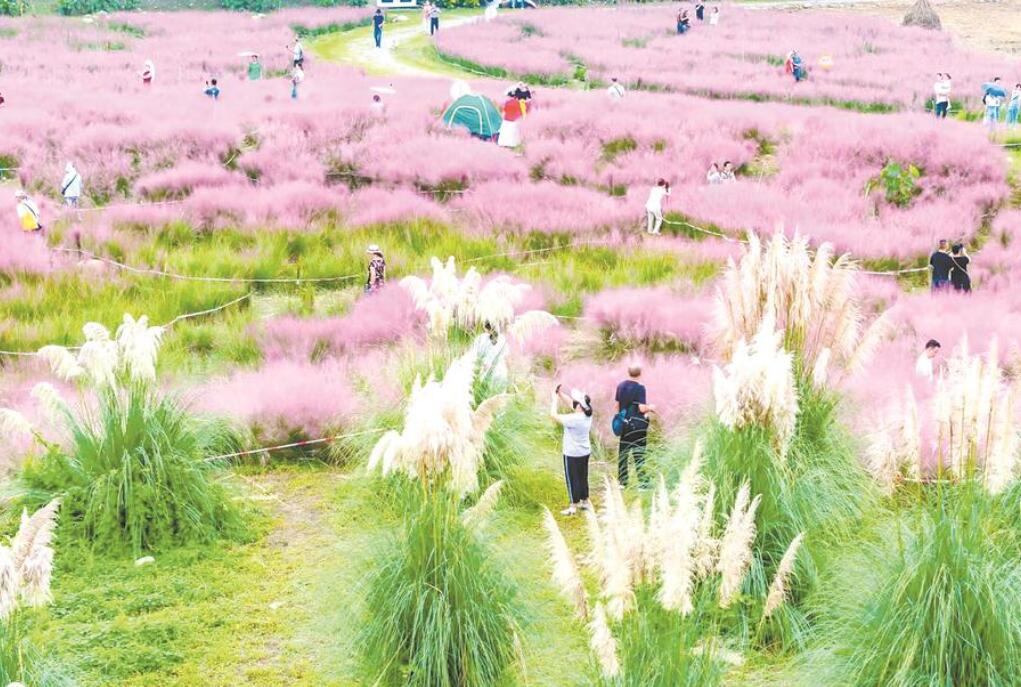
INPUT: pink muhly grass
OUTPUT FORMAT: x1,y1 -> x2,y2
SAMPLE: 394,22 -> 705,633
584,287 -> 715,352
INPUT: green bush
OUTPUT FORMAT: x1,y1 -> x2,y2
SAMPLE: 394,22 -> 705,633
360,491 -> 520,686
57,0 -> 139,15
0,0 -> 27,17
866,160 -> 922,208
21,387 -> 245,554
219,0 -> 277,12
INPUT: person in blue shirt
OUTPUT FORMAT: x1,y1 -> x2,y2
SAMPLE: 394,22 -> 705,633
373,9 -> 385,49
204,79 -> 220,100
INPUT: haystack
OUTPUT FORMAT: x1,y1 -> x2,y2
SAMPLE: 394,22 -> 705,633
903,0 -> 942,30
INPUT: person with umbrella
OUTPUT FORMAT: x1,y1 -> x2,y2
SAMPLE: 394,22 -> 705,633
983,77 -> 1006,130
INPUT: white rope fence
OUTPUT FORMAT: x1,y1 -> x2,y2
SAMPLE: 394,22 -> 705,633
203,427 -> 386,463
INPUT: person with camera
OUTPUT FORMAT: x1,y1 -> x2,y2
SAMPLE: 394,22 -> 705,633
550,384 -> 593,516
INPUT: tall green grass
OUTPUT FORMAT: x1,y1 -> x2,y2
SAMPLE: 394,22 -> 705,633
0,619 -> 74,687
816,482 -> 1021,687
360,490 -> 520,687
20,386 -> 246,553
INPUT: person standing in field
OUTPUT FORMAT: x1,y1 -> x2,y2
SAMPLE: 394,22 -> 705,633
15,190 -> 43,234
292,39 -> 305,68
139,59 -> 155,86
645,179 -> 670,235
949,243 -> 971,293
498,90 -> 523,148
291,65 -> 304,100
248,55 -> 262,81
695,1 -> 705,21
607,77 -> 626,101
422,1 -> 432,31
984,78 -> 1003,130
676,8 -> 690,34
706,162 -> 722,185
550,384 -> 593,516
720,161 -> 736,182
1007,82 -> 1021,128
374,9 -> 385,49
204,79 -> 221,100
709,6 -> 720,25
429,4 -> 441,36
60,162 -> 82,211
929,239 -> 953,291
933,72 -> 951,118
365,244 -> 386,293
915,339 -> 941,383
615,365 -> 655,488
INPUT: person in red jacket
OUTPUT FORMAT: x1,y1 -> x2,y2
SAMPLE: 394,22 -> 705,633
498,91 -> 523,148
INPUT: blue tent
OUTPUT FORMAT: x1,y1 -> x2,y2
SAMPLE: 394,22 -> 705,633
442,94 -> 503,139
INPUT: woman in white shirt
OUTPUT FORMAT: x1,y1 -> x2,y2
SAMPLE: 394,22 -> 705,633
644,178 -> 670,235
550,385 -> 593,516
706,162 -> 722,185
61,162 -> 82,208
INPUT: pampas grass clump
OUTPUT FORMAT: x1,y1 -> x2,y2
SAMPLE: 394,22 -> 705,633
360,492 -> 519,687
4,317 -> 244,553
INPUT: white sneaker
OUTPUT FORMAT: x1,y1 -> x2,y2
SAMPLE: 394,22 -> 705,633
560,506 -> 578,516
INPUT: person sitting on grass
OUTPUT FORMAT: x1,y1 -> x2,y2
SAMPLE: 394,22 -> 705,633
204,79 -> 220,100
550,384 -> 593,517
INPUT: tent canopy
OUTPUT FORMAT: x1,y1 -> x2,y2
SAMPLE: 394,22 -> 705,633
442,94 -> 503,138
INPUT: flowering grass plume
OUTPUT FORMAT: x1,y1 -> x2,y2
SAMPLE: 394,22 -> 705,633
368,351 -> 508,497
712,314 -> 799,453
1,499 -> 61,617
589,602 -> 620,679
763,533 -> 804,619
717,482 -> 762,609
461,480 -> 505,528
37,315 -> 164,390
541,507 -> 588,619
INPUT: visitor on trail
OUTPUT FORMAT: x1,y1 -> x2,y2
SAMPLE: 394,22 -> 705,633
791,50 -> 806,82
929,239 -> 953,291
709,6 -> 720,25
139,59 -> 155,86
1007,83 -> 1021,128
550,384 -> 593,516
374,9 -> 385,49
983,77 -> 1004,130
706,162 -> 722,185
607,77 -> 626,101
615,364 -> 655,488
292,40 -> 304,68
695,1 -> 705,21
429,4 -> 441,36
498,90 -> 523,148
644,179 -> 670,235
914,339 -> 941,383
60,162 -> 82,209
15,190 -> 43,234
291,65 -> 304,100
248,55 -> 262,81
204,79 -> 220,100
677,8 -> 691,34
422,1 -> 432,30
933,72 -> 951,118
473,322 -> 509,390
721,161 -> 736,182
949,243 -> 971,293
370,94 -> 386,115
365,245 -> 386,293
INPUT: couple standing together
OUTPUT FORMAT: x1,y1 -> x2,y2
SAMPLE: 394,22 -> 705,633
929,239 -> 971,293
550,365 -> 656,516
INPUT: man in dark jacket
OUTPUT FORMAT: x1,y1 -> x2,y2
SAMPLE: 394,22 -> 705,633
615,364 -> 656,487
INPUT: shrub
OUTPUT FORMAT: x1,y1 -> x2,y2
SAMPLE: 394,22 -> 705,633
866,160 -> 922,208
0,0 -> 26,17
57,0 -> 139,15
360,492 -> 519,687
219,0 -> 278,11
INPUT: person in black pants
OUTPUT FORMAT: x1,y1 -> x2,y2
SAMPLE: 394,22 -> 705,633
373,9 -> 384,49
695,2 -> 705,20
615,364 -> 656,487
949,243 -> 971,293
929,239 -> 953,291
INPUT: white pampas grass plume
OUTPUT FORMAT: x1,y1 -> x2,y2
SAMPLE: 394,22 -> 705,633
12,499 -> 61,608
656,479 -> 701,615
77,339 -> 118,388
763,532 -> 804,619
589,603 -> 620,678
507,310 -> 559,343
116,314 -> 164,383
0,409 -> 33,440
82,322 -> 110,342
693,484 -> 718,581
37,345 -> 83,381
0,547 -> 17,621
717,483 -> 761,609
462,480 -> 504,527
811,348 -> 831,388
31,382 -> 69,423
541,507 -> 588,619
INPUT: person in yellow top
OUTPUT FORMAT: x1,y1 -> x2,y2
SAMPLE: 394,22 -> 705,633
15,190 -> 43,233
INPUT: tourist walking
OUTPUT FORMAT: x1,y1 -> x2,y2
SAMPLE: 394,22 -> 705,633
695,2 -> 705,20
550,384 -> 593,516
498,90 -> 523,148
292,39 -> 304,68
365,244 -> 386,293
949,243 -> 971,293
374,9 -> 385,49
615,365 -> 655,487
644,179 -> 670,235
933,72 -> 951,118
60,162 -> 82,209
429,4 -> 441,35
929,239 -> 953,291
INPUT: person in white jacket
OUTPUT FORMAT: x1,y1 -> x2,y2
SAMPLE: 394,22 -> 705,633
644,178 -> 670,235
61,162 -> 82,208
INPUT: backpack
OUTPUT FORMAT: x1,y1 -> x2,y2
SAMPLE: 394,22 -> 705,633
611,402 -> 641,437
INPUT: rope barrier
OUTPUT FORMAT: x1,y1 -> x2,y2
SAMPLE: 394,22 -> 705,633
203,427 -> 386,463
0,291 -> 253,359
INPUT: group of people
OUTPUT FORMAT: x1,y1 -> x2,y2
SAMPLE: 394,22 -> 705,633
550,364 -> 656,516
12,161 -> 83,235
422,2 -> 442,36
981,77 -> 1021,129
706,161 -> 736,185
677,3 -> 719,33
497,82 -> 534,148
928,239 -> 971,293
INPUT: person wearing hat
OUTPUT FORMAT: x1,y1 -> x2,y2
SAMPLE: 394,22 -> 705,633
365,245 -> 386,293
498,89 -> 523,148
60,162 -> 82,209
15,190 -> 43,233
550,383 -> 593,516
